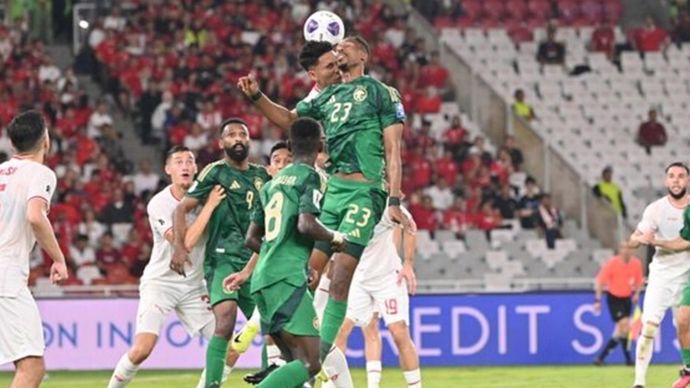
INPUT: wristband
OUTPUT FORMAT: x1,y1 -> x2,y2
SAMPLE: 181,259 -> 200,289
388,197 -> 401,206
250,90 -> 263,102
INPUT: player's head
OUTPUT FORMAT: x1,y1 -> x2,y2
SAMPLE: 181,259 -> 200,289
336,36 -> 369,71
7,110 -> 49,155
664,162 -> 689,199
299,41 -> 340,88
267,141 -> 292,177
288,118 -> 322,163
219,118 -> 250,163
164,145 -> 197,189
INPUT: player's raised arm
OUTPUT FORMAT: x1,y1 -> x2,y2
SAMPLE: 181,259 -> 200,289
184,185 -> 226,250
238,73 -> 297,130
383,122 -> 405,224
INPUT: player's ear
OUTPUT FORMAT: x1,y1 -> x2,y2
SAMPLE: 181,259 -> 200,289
307,69 -> 317,83
164,163 -> 171,176
286,140 -> 293,152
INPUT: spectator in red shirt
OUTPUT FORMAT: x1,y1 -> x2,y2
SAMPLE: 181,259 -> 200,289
121,229 -> 143,268
416,87 -> 442,113
590,20 -> 616,59
419,51 -> 449,89
474,201 -> 503,232
443,115 -> 467,158
96,231 -> 121,273
634,17 -> 670,52
637,109 -> 667,154
409,194 -> 439,232
436,150 -> 459,187
462,147 -> 482,179
409,151 -> 433,190
443,197 -> 471,236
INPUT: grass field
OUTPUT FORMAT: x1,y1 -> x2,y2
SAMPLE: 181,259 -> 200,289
0,365 -> 684,387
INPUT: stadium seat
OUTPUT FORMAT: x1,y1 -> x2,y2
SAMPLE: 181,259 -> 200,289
465,229 -> 490,251
483,273 -> 513,291
440,240 -> 467,257
461,0 -> 484,21
485,250 -> 509,270
592,248 -> 614,264
483,0 -> 506,21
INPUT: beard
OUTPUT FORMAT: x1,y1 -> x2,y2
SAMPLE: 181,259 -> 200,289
224,143 -> 249,162
669,187 -> 687,200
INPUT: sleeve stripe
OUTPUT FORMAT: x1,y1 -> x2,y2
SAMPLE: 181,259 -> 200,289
197,160 -> 222,182
27,195 -> 49,205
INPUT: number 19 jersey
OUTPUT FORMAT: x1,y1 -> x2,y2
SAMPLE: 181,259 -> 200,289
251,163 -> 326,292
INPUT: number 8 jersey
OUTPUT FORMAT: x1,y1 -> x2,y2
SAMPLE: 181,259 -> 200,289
250,162 -> 326,293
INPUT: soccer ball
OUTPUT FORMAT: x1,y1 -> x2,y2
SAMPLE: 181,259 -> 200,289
303,10 -> 345,45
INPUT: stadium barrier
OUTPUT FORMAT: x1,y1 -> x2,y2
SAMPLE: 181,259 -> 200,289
0,291 -> 679,370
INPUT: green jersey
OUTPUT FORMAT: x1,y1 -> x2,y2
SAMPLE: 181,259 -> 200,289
681,207 -> 690,241
186,160 -> 271,266
251,163 -> 326,292
295,75 -> 406,184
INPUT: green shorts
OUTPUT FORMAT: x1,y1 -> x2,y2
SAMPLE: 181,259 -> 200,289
205,258 -> 255,317
314,175 -> 386,259
253,281 -> 319,337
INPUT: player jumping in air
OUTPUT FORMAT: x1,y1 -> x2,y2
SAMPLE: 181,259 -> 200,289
172,119 -> 270,388
107,146 -> 237,388
0,111 -> 69,388
333,203 -> 422,388
225,117 -> 347,387
628,162 -> 690,388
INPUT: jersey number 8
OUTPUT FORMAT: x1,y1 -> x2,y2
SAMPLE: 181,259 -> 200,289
265,192 -> 285,241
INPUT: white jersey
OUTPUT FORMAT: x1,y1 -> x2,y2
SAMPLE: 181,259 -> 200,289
637,196 -> 690,279
356,206 -> 413,280
141,185 -> 206,286
0,157 -> 56,296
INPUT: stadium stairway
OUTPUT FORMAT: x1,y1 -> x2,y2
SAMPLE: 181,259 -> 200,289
47,42 -> 156,169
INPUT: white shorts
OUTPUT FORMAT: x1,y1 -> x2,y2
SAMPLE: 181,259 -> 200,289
641,270 -> 687,324
136,282 -> 214,338
0,287 -> 44,365
346,271 -> 409,327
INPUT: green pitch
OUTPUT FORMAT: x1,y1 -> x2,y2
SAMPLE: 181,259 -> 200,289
0,365 -> 682,387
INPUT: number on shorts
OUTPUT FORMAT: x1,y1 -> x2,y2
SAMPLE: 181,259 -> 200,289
344,204 -> 372,227
265,192 -> 285,241
385,298 -> 398,315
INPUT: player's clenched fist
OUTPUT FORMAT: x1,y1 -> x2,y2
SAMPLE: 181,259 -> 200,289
170,244 -> 191,276
237,73 -> 259,97
50,261 -> 69,284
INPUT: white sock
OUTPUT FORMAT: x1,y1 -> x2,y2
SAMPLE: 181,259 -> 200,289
266,343 -> 286,366
634,333 -> 654,386
196,366 -> 232,388
403,369 -> 422,388
323,347 -> 353,388
314,275 -> 331,324
108,354 -> 139,388
248,306 -> 261,326
366,361 -> 382,388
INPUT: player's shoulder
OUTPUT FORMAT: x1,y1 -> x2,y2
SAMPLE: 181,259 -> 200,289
147,186 -> 175,213
248,163 -> 271,180
23,160 -> 56,179
197,159 -> 224,181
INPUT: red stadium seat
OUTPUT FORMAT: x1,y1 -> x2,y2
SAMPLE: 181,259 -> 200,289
580,0 -> 604,24
603,0 -> 623,23
461,0 -> 484,21
434,16 -> 456,29
456,16 -> 476,28
479,18 -> 502,29
505,0 -> 529,20
483,0 -> 506,21
506,21 -> 534,43
527,0 -> 552,20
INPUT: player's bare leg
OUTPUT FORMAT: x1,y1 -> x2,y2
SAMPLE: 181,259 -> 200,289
11,356 -> 45,388
387,320 -> 422,387
362,316 -> 383,388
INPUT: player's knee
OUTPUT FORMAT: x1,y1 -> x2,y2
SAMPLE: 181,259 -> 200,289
16,357 -> 45,384
129,343 -> 154,364
388,322 -> 412,346
641,320 -> 659,339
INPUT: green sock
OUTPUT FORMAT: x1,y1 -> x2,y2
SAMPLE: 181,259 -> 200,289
261,341 -> 268,369
257,360 -> 310,388
319,297 -> 347,361
205,336 -> 228,388
682,349 -> 690,366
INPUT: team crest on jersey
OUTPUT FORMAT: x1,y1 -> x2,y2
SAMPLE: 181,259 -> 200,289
254,177 -> 264,191
353,86 -> 367,102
